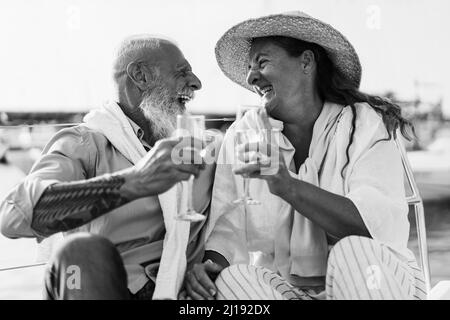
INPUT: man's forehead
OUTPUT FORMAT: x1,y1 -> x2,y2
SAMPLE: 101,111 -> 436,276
176,59 -> 191,70
146,42 -> 188,68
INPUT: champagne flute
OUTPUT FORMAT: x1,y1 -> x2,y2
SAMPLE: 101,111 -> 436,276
232,105 -> 264,205
174,114 -> 206,222
233,129 -> 263,205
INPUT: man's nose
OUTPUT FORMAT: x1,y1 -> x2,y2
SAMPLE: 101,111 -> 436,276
188,72 -> 202,91
246,68 -> 260,86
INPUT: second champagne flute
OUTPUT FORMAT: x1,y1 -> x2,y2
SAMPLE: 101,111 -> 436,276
233,129 -> 262,205
231,105 -> 265,205
174,114 -> 206,222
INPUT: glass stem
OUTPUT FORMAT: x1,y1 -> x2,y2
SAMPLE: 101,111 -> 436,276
244,176 -> 250,199
242,176 -> 249,247
187,175 -> 194,213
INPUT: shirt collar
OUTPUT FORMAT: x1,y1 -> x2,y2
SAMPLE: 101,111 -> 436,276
127,118 -> 144,139
126,117 -> 152,150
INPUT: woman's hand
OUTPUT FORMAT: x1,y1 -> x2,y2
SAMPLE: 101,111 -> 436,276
233,106 -> 294,197
182,260 -> 224,300
233,147 -> 293,197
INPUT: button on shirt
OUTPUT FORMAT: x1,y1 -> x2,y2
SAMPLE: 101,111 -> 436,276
0,117 -> 209,294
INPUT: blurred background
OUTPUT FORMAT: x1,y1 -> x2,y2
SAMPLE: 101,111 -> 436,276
0,0 -> 449,299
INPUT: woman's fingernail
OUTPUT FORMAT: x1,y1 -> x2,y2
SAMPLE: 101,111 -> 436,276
209,289 -> 216,296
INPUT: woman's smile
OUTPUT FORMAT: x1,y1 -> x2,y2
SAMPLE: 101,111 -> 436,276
256,85 -> 275,105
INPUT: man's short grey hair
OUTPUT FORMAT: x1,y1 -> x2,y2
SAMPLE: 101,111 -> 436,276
113,34 -> 178,83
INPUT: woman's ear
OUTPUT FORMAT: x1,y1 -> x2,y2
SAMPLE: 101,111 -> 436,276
300,50 -> 316,75
126,61 -> 150,91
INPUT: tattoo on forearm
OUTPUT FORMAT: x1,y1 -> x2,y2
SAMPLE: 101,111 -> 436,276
32,175 -> 128,236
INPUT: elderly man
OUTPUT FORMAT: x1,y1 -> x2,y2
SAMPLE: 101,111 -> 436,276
0,35 -> 214,299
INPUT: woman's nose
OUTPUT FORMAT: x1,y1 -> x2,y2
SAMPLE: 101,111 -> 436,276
246,68 -> 260,86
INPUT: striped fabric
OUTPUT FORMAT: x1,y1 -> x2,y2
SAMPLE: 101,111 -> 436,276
326,236 -> 426,300
215,236 -> 427,300
215,264 -> 313,300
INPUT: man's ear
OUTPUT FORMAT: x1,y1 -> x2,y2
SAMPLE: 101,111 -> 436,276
300,50 -> 316,75
126,61 -> 150,91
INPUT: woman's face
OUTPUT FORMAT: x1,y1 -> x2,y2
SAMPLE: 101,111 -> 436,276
246,38 -> 309,118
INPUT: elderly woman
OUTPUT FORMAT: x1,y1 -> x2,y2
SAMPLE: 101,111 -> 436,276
183,12 -> 426,300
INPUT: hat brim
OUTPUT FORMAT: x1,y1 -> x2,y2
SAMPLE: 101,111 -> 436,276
215,12 -> 362,92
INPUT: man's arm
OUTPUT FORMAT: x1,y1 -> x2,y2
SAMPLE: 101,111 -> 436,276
31,174 -> 129,237
30,137 -> 204,237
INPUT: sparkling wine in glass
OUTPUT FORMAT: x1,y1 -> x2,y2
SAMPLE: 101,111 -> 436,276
232,129 -> 263,205
231,105 -> 265,205
174,114 -> 206,222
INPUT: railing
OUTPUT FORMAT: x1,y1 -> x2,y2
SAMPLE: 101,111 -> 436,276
0,118 -> 236,129
0,262 -> 46,272
396,138 -> 431,293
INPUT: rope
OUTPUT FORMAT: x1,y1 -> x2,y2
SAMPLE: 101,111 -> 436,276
0,123 -> 79,129
0,262 -> 47,272
0,118 -> 235,129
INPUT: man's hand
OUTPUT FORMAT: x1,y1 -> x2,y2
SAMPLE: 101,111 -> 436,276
31,136 -> 206,237
182,260 -> 224,300
120,136 -> 205,201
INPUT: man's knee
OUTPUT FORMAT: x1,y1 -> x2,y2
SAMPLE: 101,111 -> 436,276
51,232 -> 120,266
44,232 -> 128,299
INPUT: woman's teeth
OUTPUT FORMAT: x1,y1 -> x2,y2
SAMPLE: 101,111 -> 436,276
261,87 -> 273,97
261,86 -> 272,93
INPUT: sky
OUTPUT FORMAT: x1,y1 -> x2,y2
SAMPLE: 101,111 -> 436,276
0,0 -> 449,117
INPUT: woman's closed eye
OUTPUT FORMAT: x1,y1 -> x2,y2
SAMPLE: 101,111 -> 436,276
248,59 -> 269,71
258,59 -> 268,68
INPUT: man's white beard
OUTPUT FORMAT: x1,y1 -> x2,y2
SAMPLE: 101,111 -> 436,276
139,84 -> 185,141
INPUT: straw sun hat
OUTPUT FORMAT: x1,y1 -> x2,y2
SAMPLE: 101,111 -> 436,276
215,11 -> 362,91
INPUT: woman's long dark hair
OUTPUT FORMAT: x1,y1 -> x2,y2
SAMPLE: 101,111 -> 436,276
258,36 -> 415,176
